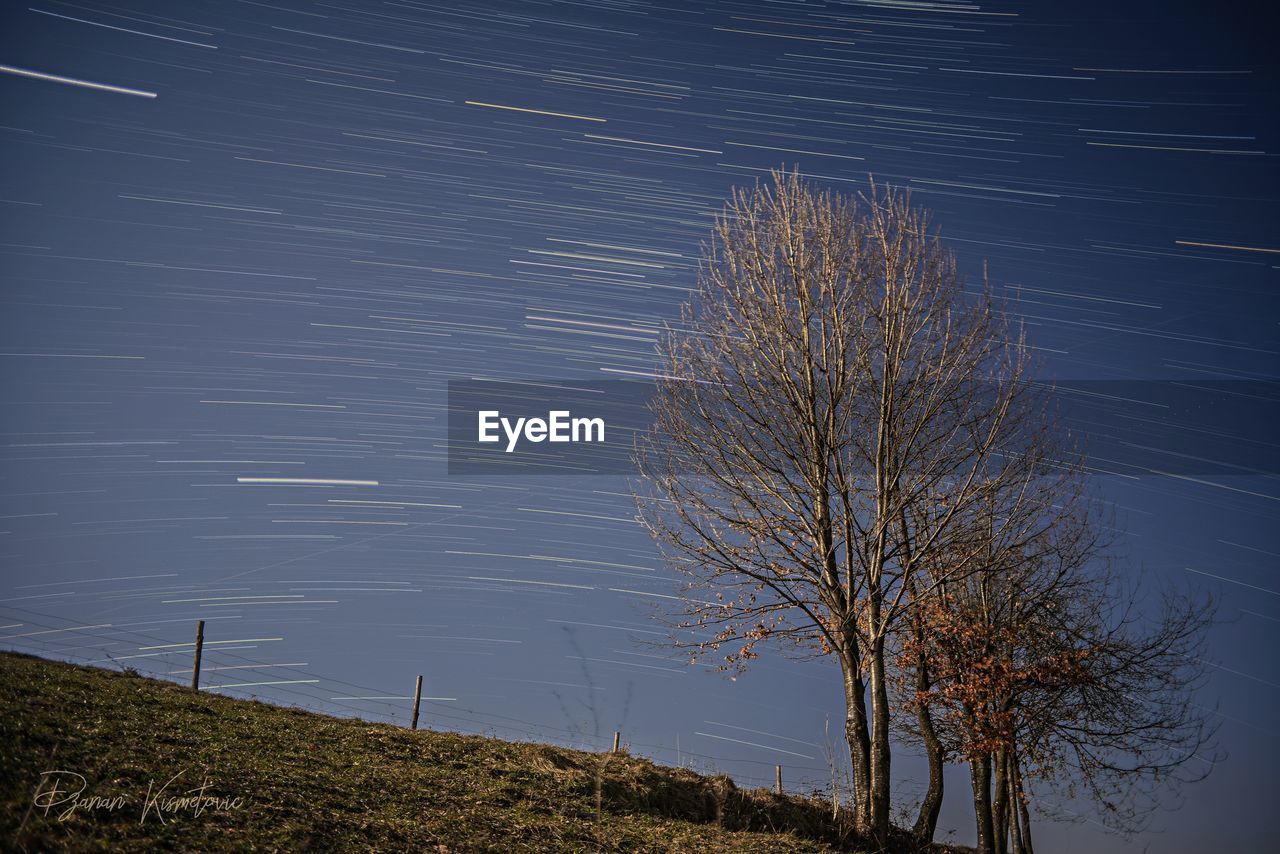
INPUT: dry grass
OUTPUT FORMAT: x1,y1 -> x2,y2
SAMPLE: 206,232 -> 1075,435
0,651 -> 878,852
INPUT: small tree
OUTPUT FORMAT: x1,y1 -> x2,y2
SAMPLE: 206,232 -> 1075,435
907,488 -> 1217,853
636,169 -> 1058,843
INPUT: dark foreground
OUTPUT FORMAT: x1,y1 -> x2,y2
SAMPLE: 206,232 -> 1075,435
0,651 -> 971,852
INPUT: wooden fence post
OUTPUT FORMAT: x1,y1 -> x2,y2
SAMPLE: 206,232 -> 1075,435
411,675 -> 423,730
612,731 -> 621,753
775,764 -> 783,795
190,620 -> 205,690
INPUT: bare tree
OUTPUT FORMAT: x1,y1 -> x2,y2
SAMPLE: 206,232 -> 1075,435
1023,576 -> 1218,841
635,168 -> 1054,844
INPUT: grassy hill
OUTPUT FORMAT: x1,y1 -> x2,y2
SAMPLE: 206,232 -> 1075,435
0,651 -> 920,852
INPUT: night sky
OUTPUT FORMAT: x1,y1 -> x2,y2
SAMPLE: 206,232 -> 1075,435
2,1 -> 1277,851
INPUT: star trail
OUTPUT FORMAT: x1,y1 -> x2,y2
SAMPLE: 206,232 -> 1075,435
1,1 -> 1276,850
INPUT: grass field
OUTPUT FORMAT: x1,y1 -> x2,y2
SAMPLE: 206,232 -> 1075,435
0,650 -> 917,852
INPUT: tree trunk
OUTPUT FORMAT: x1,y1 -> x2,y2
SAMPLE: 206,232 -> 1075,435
1007,754 -> 1024,854
969,756 -> 995,854
868,635 -> 892,845
840,647 -> 872,833
912,655 -> 944,844
993,748 -> 1009,854
1011,751 -> 1034,854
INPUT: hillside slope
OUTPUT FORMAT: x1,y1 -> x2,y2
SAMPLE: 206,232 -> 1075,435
0,651 -> 875,852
